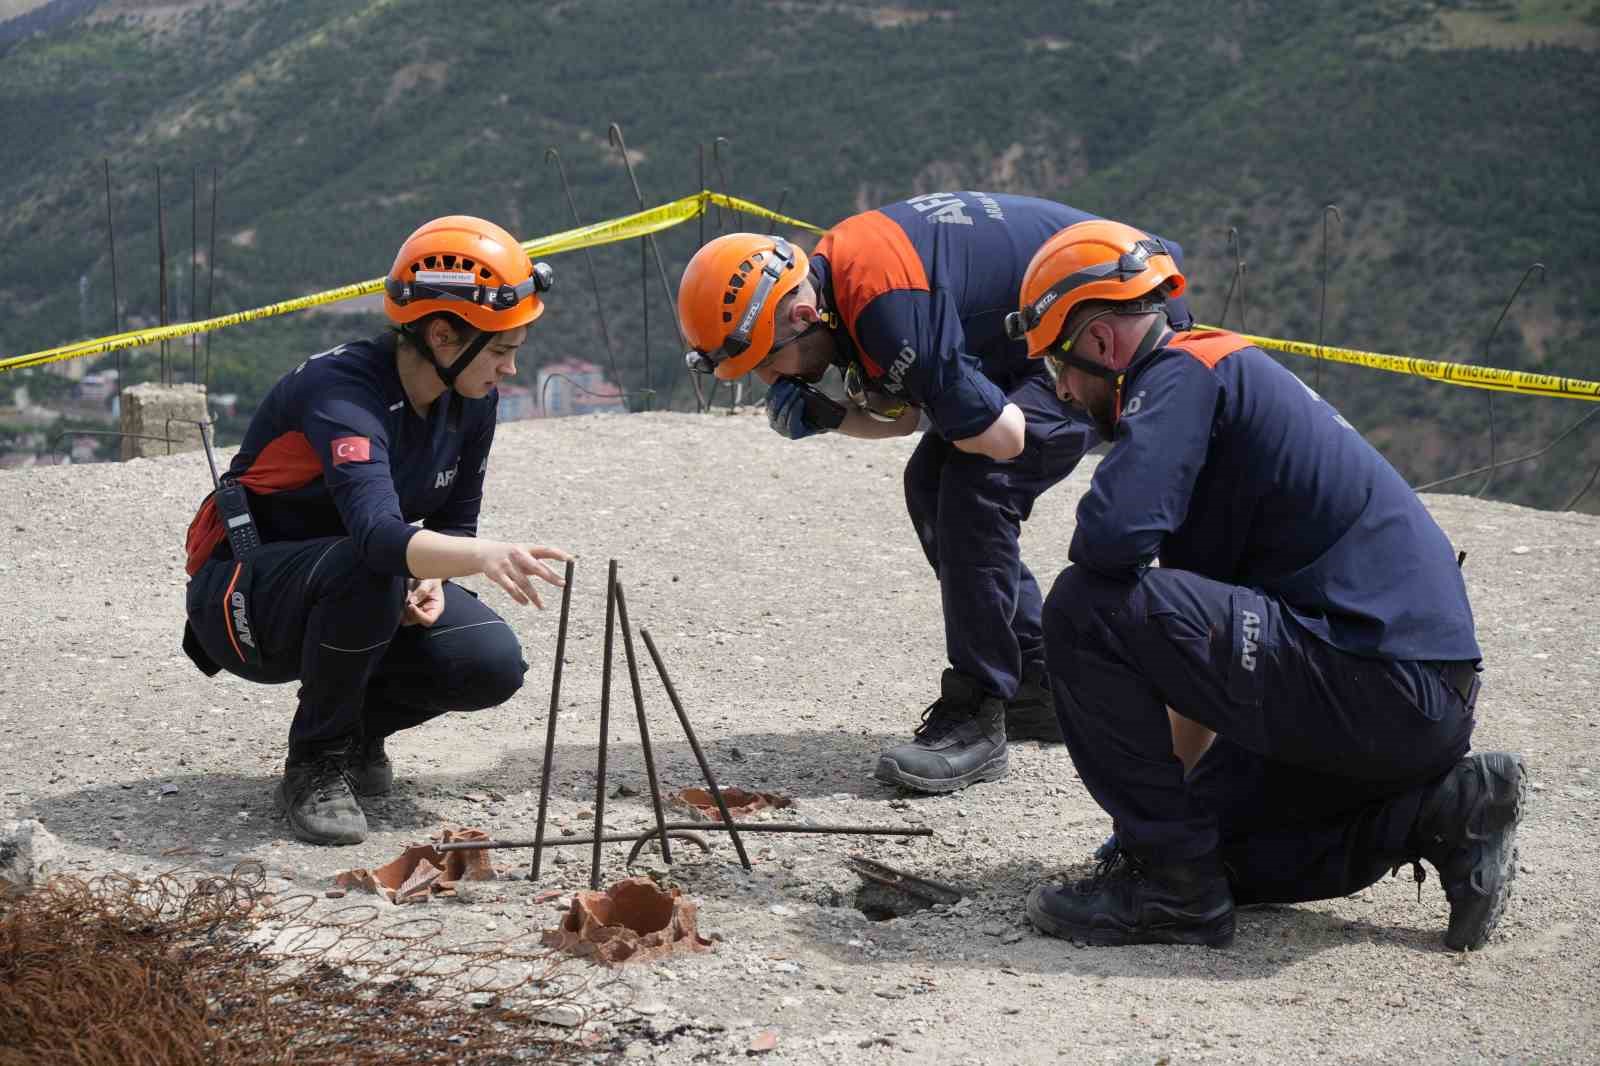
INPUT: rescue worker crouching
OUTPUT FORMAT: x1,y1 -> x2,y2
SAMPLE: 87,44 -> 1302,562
1010,220 -> 1526,951
676,193 -> 1194,796
181,216 -> 571,846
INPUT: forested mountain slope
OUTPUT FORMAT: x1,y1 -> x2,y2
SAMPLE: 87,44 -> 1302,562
1,0 -> 1595,507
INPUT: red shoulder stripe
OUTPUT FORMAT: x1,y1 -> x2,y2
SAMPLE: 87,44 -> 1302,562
816,211 -> 928,375
241,431 -> 321,494
1165,328 -> 1250,369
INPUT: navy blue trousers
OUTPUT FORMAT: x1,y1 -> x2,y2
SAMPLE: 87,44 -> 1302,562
903,372 -> 1095,700
185,537 -> 526,755
1043,565 -> 1477,904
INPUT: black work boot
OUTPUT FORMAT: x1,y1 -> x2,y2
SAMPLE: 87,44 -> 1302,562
1027,846 -> 1236,948
344,734 -> 394,797
274,742 -> 368,846
874,669 -> 1008,793
1005,661 -> 1062,743
1411,751 -> 1527,951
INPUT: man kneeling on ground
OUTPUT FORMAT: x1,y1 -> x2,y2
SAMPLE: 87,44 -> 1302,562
1009,220 -> 1525,951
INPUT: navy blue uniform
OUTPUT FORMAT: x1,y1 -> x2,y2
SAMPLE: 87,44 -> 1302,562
182,334 -> 525,752
1043,328 -> 1481,902
810,192 -> 1192,699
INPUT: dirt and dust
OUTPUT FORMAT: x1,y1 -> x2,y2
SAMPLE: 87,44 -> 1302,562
0,408 -> 1596,1063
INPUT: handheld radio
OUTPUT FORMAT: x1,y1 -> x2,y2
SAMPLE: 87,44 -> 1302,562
199,420 -> 261,560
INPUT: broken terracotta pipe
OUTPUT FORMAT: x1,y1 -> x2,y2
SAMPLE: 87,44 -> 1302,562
614,581 -> 673,865
639,626 -> 752,870
672,785 -> 790,821
531,557 -> 576,882
592,558 -> 618,890
541,876 -> 712,965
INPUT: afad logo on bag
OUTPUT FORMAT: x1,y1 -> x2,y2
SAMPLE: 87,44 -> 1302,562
331,436 -> 371,465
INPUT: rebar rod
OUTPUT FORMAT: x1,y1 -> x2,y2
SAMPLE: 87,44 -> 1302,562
530,558 -> 575,881
640,628 -> 752,870
608,124 -> 688,398
1476,262 -> 1547,498
103,159 -> 123,414
590,559 -> 618,889
190,165 -> 199,384
1415,406 -> 1600,492
712,137 -> 732,233
545,147 -> 622,396
437,822 -> 934,852
614,581 -> 672,864
156,165 -> 168,385
205,167 -> 219,390
1316,204 -> 1341,395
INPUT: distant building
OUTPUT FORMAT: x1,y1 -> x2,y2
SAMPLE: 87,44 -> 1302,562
534,359 -> 625,418
76,370 -> 118,404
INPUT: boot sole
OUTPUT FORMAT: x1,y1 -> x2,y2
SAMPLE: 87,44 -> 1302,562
273,778 -> 368,846
1025,885 -> 1236,948
873,751 -> 1009,794
1445,752 -> 1527,951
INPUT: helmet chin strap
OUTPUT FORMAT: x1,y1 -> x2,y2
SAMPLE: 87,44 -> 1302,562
412,326 -> 496,431
422,329 -> 495,391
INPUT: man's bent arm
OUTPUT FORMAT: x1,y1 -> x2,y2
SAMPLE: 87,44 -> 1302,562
952,403 -> 1025,460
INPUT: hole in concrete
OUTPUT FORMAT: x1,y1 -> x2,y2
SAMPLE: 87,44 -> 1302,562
854,882 -> 935,922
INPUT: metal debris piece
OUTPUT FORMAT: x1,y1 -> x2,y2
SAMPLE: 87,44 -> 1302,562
625,829 -> 711,867
846,855 -> 964,920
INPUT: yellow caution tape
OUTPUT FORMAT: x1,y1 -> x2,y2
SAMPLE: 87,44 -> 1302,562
9,195 -> 1588,407
0,191 -> 825,375
1199,327 -> 1600,403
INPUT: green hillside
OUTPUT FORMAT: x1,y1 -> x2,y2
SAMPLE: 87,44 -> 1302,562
0,0 -> 1596,509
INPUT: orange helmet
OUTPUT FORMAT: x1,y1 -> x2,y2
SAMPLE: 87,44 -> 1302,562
679,233 -> 809,380
1005,219 -> 1186,357
384,215 -> 552,333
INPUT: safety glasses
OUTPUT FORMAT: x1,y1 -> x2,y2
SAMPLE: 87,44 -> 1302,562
684,237 -> 798,375
1041,308 -> 1122,387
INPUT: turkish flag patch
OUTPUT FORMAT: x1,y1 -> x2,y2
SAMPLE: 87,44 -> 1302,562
330,436 -> 371,465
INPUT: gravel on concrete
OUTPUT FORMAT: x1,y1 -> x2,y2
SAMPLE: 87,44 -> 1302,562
1,408 -> 1596,1064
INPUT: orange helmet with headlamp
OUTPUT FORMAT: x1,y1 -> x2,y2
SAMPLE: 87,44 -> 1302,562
1005,219 -> 1186,358
384,215 -> 552,334
679,233 -> 810,381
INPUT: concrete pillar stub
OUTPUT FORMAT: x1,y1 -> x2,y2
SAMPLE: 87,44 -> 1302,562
119,382 -> 210,459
